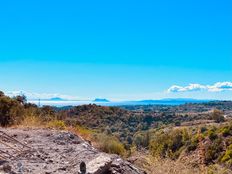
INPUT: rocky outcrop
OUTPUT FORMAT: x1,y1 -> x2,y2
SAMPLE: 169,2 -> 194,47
0,128 -> 145,174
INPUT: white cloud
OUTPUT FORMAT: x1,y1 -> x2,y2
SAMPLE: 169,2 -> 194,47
167,85 -> 185,92
168,82 -> 232,93
207,82 -> 232,92
167,84 -> 206,93
5,90 -> 79,100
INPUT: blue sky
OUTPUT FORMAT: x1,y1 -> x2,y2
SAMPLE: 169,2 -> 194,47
0,0 -> 232,100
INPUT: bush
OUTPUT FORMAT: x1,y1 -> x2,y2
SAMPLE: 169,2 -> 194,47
208,130 -> 218,141
205,138 -> 223,164
221,127 -> 231,137
186,142 -> 197,152
186,135 -> 198,152
0,95 -> 25,126
40,106 -> 56,121
211,109 -> 225,123
103,139 -> 125,155
95,134 -> 125,155
201,126 -> 207,133
221,145 -> 232,167
149,129 -> 190,159
133,132 -> 150,148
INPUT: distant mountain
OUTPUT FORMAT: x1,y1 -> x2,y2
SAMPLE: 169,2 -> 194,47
160,98 -> 211,102
119,98 -> 214,106
93,98 -> 110,102
49,97 -> 67,101
139,98 -> 211,102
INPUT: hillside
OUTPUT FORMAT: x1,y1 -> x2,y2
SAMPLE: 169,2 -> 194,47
58,102 -> 232,145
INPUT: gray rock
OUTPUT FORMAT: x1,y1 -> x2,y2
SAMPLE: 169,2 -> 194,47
86,153 -> 112,174
0,128 -> 145,174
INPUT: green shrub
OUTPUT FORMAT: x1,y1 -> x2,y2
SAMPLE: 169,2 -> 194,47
103,139 -> 125,155
201,126 -> 207,133
208,130 -> 218,141
211,109 -> 225,123
95,134 -> 125,155
221,127 -> 231,137
149,133 -> 167,157
205,138 -> 223,164
149,129 -> 190,159
186,143 -> 197,152
0,95 -> 25,126
221,145 -> 232,167
186,136 -> 198,152
133,132 -> 150,148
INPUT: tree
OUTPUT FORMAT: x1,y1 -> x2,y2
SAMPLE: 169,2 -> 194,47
0,91 -> 4,97
0,96 -> 25,126
14,95 -> 27,105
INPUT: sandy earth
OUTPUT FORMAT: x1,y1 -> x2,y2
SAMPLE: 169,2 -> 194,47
0,128 -> 144,174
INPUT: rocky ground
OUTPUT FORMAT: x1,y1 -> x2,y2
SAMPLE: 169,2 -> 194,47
0,128 -> 145,174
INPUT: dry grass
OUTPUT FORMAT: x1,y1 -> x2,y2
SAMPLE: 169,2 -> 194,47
130,151 -> 232,174
47,120 -> 66,130
69,125 -> 94,141
130,151 -> 201,174
17,115 -> 44,128
142,159 -> 200,174
16,115 -> 66,130
68,126 -> 126,156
